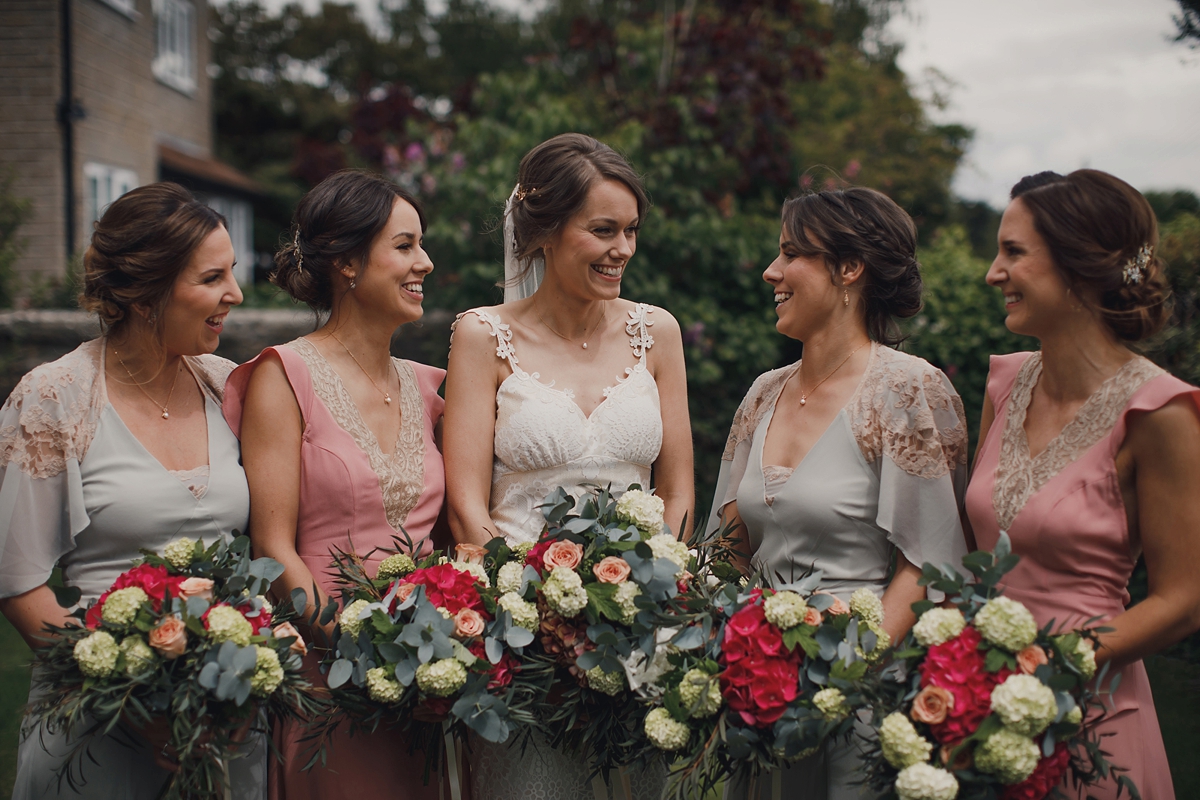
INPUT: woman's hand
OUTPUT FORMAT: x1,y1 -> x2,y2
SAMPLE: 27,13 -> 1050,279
0,584 -> 77,650
880,553 -> 925,643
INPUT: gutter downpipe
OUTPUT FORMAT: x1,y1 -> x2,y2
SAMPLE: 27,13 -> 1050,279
57,0 -> 77,262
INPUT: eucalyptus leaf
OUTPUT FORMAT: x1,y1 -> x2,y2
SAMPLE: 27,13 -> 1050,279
327,659 -> 353,688
290,587 -> 308,617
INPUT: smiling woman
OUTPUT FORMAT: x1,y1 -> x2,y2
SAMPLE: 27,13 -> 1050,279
0,182 -> 266,799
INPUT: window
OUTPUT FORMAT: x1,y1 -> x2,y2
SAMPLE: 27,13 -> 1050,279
83,163 -> 138,225
202,196 -> 254,285
153,0 -> 195,94
95,0 -> 137,18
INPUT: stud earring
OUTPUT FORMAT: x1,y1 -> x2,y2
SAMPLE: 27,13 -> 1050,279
843,288 -> 850,307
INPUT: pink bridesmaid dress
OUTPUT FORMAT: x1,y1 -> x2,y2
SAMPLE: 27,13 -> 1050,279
966,351 -> 1200,800
224,339 -> 446,800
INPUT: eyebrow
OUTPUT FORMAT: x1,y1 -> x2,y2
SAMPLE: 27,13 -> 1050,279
391,231 -> 417,241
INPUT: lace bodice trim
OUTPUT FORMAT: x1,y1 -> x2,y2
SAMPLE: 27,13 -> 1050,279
0,340 -> 236,481
720,344 -> 967,480
991,352 -> 1165,531
286,338 -> 425,531
169,465 -> 211,499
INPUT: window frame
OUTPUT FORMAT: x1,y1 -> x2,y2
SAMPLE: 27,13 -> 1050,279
152,0 -> 197,95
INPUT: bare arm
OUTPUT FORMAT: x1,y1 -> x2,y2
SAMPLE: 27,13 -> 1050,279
961,388 -> 996,552
648,310 -> 695,539
444,319 -> 504,546
238,352 -> 330,644
880,553 -> 924,642
0,584 -> 76,649
1094,396 -> 1200,668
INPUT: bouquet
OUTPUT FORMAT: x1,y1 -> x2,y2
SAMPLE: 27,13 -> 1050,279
636,560 -> 890,799
322,539 -> 539,769
861,534 -> 1137,800
483,485 -> 707,780
28,535 -> 323,799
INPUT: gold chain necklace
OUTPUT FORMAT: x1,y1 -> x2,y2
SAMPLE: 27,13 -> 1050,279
330,333 -> 394,405
536,302 -> 607,350
115,349 -> 182,420
797,341 -> 869,407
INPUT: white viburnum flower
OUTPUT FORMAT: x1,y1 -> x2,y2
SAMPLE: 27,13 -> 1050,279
120,635 -> 157,677
812,688 -> 849,721
74,631 -> 119,678
991,674 -> 1058,736
643,707 -> 690,751
858,622 -> 892,663
496,562 -> 525,594
894,763 -> 959,800
497,592 -> 539,631
678,668 -> 722,717
614,581 -> 642,625
366,667 -> 403,703
377,553 -> 416,580
205,605 -> 253,646
763,591 -> 808,630
974,597 -> 1038,653
543,566 -> 588,618
974,728 -> 1040,784
415,658 -> 468,697
849,588 -> 884,628
451,560 -> 490,587
339,599 -> 372,639
586,666 -> 626,696
615,489 -> 666,535
911,608 -> 967,647
163,538 -> 197,570
101,587 -> 149,627
250,646 -> 284,696
879,712 -> 933,769
647,534 -> 689,578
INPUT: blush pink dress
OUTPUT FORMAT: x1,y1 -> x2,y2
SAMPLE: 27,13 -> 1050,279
966,351 -> 1200,800
224,339 -> 446,800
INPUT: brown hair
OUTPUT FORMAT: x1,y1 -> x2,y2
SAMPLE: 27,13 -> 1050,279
780,186 -> 923,345
509,133 -> 649,278
273,170 -> 426,312
81,182 -> 226,333
1010,169 -> 1169,341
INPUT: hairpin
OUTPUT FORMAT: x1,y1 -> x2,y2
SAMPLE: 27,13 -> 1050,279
292,229 -> 305,275
1122,243 -> 1152,286
514,184 -> 533,202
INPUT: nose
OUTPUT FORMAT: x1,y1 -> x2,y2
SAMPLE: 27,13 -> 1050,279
763,255 -> 783,285
611,232 -> 634,261
415,245 -> 434,275
227,274 -> 244,306
985,256 -> 1005,287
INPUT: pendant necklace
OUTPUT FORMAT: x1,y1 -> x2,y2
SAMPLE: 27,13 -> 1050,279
797,341 -> 869,407
115,350 -> 181,420
331,333 -> 394,404
537,302 -> 607,350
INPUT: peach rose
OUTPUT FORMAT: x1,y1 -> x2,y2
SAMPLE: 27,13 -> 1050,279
455,543 -> 488,565
454,608 -> 486,638
940,744 -> 972,771
272,622 -> 308,656
543,540 -> 584,571
814,591 -> 850,617
177,577 -> 214,602
1017,644 -> 1049,675
592,556 -> 631,584
803,606 -> 823,626
149,616 -> 188,659
910,685 -> 955,725
395,583 -> 416,604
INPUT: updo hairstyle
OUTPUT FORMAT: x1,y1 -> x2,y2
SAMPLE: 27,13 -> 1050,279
81,182 -> 226,333
273,170 -> 425,312
509,133 -> 649,277
780,187 -> 923,345
1010,169 -> 1170,341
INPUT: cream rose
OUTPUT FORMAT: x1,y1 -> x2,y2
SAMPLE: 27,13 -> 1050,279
803,606 -> 823,626
543,540 -> 584,571
149,616 -> 188,659
593,556 -> 631,584
455,543 -> 488,565
454,607 -> 486,638
272,622 -> 308,656
177,577 -> 214,602
911,685 -> 955,725
1017,644 -> 1048,675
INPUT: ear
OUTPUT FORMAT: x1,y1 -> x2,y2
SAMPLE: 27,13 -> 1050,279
840,259 -> 866,288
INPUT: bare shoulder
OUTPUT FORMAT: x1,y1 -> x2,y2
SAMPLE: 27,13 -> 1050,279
243,350 -> 294,404
638,303 -> 682,338
1127,394 -> 1200,463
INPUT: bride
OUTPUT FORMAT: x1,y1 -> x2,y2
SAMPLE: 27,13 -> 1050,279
444,132 -> 693,798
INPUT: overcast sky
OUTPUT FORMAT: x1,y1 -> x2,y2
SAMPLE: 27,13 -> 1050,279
887,0 -> 1200,207
246,0 -> 1200,209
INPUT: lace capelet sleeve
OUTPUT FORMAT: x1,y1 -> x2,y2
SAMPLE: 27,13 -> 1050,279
847,347 -> 970,575
704,365 -> 795,537
0,340 -> 105,598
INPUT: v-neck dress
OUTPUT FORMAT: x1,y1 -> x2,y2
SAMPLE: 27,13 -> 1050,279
708,344 -> 970,800
223,339 -> 446,800
0,338 -> 265,800
966,351 -> 1200,800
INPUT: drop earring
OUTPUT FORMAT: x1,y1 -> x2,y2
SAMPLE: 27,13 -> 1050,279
843,288 -> 850,307
349,279 -> 357,290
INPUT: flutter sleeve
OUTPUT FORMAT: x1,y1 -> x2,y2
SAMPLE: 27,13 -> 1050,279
848,348 -> 969,576
0,341 -> 104,599
704,365 -> 795,537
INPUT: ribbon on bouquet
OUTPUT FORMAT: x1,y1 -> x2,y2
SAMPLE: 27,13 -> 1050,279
439,721 -> 464,800
589,767 -> 634,800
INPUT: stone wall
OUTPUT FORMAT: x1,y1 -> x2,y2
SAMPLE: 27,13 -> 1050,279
0,308 -> 455,401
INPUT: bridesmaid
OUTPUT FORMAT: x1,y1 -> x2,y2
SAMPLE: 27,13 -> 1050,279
223,170 -> 445,799
0,183 -> 264,798
711,186 -> 970,800
966,169 -> 1200,799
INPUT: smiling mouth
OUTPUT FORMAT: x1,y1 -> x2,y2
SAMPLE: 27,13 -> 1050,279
1004,293 -> 1022,307
592,264 -> 623,279
774,292 -> 793,306
403,282 -> 424,298
205,313 -> 226,330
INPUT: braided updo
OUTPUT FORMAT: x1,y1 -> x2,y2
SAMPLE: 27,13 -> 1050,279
1010,169 -> 1170,342
272,170 -> 425,312
780,186 -> 923,345
81,183 -> 226,333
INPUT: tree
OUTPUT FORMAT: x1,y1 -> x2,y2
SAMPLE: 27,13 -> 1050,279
1174,0 -> 1200,46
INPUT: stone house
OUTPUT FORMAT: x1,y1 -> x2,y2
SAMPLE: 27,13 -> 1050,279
0,0 -> 258,289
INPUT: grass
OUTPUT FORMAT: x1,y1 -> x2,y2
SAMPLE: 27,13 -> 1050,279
0,614 -> 1196,798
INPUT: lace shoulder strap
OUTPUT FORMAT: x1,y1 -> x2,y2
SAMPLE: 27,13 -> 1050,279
625,303 -> 655,361
0,339 -> 105,479
451,308 -> 519,368
720,363 -> 797,461
846,345 -> 969,480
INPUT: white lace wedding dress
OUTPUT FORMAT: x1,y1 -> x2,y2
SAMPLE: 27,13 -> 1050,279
453,303 -> 666,800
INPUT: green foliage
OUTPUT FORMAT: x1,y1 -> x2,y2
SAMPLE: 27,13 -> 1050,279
0,171 -> 33,308
1143,211 -> 1200,386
